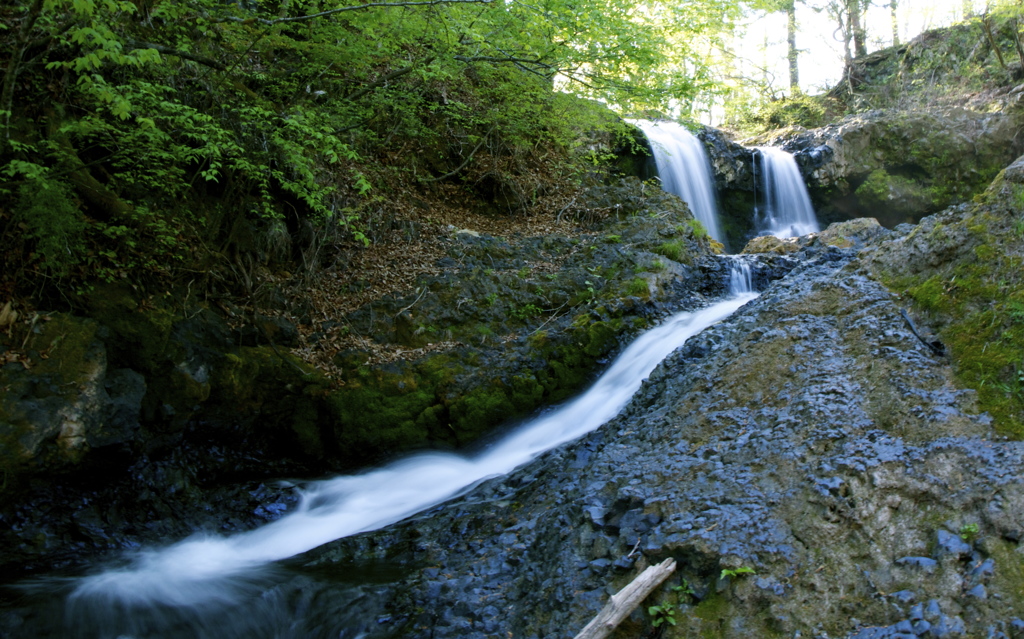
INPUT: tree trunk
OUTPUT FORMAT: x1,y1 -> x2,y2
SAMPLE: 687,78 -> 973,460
2,0 -> 45,146
850,0 -> 867,57
787,0 -> 800,94
46,110 -> 135,223
842,5 -> 853,67
982,15 -> 1008,71
891,0 -> 900,46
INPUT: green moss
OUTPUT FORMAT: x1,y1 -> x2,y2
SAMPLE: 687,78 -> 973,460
579,319 -> 622,357
527,330 -> 549,348
689,590 -> 729,639
448,384 -> 516,436
289,398 -> 323,456
987,537 -> 1024,603
86,285 -> 174,369
327,382 -> 436,453
884,229 -> 1024,437
626,277 -> 650,298
509,374 -> 545,410
24,314 -> 100,380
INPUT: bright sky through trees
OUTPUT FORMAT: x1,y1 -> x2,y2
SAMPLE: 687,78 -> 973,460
748,0 -> 969,95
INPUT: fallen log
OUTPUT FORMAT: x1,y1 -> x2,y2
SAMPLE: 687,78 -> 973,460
574,557 -> 677,639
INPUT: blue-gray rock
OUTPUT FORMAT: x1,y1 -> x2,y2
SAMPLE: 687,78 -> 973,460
935,530 -> 972,559
897,557 -> 938,572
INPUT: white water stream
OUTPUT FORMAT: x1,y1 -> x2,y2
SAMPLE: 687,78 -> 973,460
67,266 -> 758,614
631,120 -> 725,245
754,146 -> 820,238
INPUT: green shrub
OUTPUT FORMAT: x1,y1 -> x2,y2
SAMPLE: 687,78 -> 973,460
15,180 -> 86,276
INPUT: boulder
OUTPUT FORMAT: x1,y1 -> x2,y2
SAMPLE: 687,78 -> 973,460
0,315 -> 145,473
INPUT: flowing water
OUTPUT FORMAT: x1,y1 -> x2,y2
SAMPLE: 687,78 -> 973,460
4,264 -> 759,638
631,120 -> 725,246
754,146 -> 820,238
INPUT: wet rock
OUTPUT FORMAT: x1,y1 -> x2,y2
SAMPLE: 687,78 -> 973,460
935,530 -> 972,559
0,314 -> 142,472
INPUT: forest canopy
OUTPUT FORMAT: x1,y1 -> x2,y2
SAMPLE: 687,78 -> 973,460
0,0 -> 1010,300
0,0 -> 742,295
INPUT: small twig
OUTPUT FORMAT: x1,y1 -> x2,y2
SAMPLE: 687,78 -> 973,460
556,197 -> 578,223
527,301 -> 569,337
394,286 -> 429,318
899,309 -> 946,357
344,57 -> 434,102
20,313 -> 40,350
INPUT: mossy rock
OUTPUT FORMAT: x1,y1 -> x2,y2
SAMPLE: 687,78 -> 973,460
86,285 -> 175,370
854,169 -> 938,225
816,217 -> 886,249
741,236 -> 800,255
0,314 -> 122,475
867,155 -> 1024,437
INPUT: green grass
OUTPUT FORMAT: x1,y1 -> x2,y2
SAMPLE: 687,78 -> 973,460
654,241 -> 686,262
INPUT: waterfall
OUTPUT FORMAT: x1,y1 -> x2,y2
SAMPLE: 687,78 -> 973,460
754,146 -> 820,238
25,263 -> 758,635
631,120 -> 725,246
728,258 -> 754,295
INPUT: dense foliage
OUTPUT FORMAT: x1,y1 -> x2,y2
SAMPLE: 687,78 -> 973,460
0,0 -> 738,300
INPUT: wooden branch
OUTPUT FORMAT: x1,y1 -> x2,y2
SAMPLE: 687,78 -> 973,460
420,125 -> 496,183
453,54 -> 549,66
213,0 -> 493,25
344,57 -> 434,102
574,558 -> 677,639
125,40 -> 226,71
1012,16 -> 1024,68
46,111 -> 135,223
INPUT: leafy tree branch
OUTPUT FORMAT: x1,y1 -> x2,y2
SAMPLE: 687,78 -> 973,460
209,0 -> 494,25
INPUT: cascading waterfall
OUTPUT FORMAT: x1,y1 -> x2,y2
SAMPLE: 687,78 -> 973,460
18,262 -> 758,636
728,258 -> 754,295
631,120 -> 725,246
754,146 -> 820,238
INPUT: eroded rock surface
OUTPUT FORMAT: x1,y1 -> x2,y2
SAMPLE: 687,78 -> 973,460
277,248 -> 1023,639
